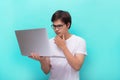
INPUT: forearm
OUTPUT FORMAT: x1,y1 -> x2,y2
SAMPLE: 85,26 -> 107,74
29,54 -> 51,74
40,61 -> 51,74
62,46 -> 83,71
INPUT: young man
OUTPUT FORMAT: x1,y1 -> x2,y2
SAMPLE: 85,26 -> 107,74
29,10 -> 87,80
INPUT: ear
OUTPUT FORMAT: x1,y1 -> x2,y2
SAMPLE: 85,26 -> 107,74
66,23 -> 70,29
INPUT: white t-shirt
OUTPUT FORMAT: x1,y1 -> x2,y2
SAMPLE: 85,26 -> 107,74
49,35 -> 87,80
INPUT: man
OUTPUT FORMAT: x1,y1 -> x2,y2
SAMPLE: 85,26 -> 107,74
29,10 -> 87,80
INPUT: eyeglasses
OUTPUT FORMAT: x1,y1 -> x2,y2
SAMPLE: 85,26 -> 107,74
51,24 -> 65,29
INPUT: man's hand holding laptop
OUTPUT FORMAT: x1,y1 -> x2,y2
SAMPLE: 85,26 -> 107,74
29,53 -> 45,61
29,53 -> 51,74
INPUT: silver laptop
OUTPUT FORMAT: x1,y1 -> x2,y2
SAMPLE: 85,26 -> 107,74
15,28 -> 52,56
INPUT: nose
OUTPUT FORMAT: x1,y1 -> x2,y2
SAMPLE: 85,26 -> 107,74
54,28 -> 60,34
54,27 -> 59,31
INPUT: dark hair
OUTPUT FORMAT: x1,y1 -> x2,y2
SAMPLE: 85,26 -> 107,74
51,10 -> 72,29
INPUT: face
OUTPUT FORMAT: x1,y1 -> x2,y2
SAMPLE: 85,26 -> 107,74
52,19 -> 70,37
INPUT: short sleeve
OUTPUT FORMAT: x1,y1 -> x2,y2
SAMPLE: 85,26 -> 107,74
74,38 -> 87,55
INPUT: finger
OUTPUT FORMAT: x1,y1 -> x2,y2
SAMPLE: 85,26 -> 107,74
34,54 -> 41,60
33,53 -> 39,56
56,35 -> 61,40
54,36 -> 59,41
31,53 -> 35,58
62,35 -> 65,40
30,53 -> 39,60
58,33 -> 62,37
54,36 -> 58,40
28,56 -> 33,58
55,35 -> 59,39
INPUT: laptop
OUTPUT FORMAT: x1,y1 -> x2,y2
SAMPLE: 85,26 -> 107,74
15,28 -> 52,56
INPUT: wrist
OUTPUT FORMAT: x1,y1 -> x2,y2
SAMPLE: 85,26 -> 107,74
61,45 -> 67,51
40,60 -> 45,64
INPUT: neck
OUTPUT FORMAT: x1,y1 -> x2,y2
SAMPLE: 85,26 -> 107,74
64,32 -> 72,40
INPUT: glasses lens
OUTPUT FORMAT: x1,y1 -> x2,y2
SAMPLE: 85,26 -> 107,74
51,24 -> 64,29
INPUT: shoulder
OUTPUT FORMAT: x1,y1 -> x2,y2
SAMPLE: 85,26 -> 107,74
72,35 -> 86,43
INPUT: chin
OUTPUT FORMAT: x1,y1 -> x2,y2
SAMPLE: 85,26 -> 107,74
57,34 -> 62,37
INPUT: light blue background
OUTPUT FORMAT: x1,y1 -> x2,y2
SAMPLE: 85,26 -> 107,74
0,0 -> 120,80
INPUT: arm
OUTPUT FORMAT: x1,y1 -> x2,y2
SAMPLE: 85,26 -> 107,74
62,46 -> 85,71
29,54 -> 51,74
54,35 -> 86,71
40,57 -> 51,74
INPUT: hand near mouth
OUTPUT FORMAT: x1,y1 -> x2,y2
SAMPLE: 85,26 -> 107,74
54,35 -> 66,50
